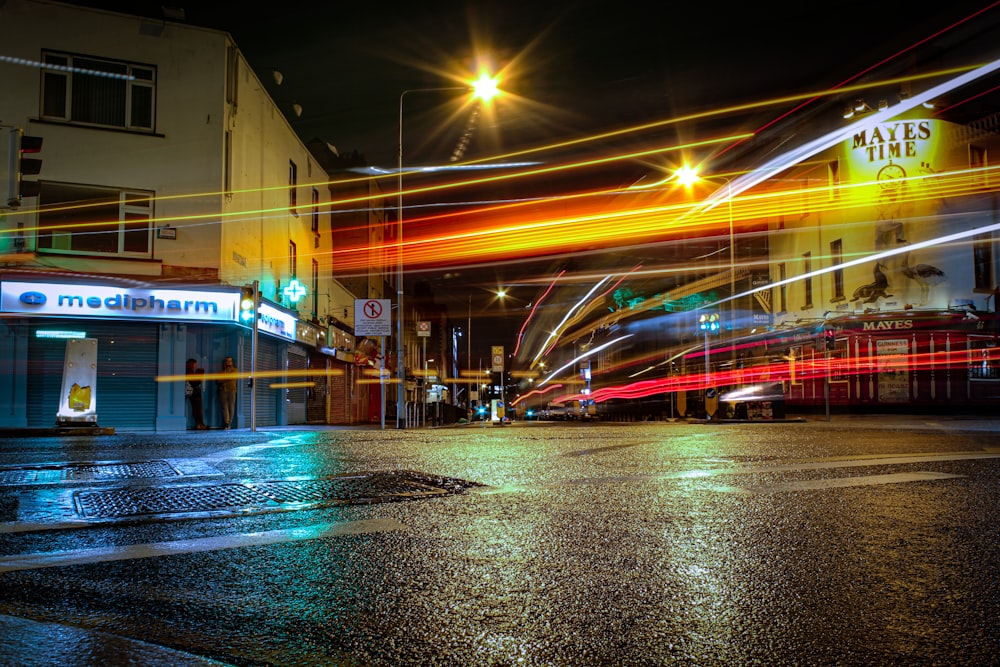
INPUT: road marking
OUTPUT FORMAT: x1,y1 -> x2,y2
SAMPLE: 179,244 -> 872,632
481,452 -> 999,494
0,518 -> 407,573
745,471 -> 964,493
677,452 -> 1000,478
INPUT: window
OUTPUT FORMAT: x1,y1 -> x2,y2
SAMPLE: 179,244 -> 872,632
802,252 -> 813,308
224,131 -> 233,195
973,233 -> 994,291
36,182 -> 153,257
289,240 -> 297,280
311,258 -> 319,321
969,337 -> 999,380
778,263 -> 787,313
41,51 -> 155,131
311,188 -> 320,234
289,160 -> 298,214
827,160 -> 840,200
970,144 -> 987,188
830,239 -> 844,300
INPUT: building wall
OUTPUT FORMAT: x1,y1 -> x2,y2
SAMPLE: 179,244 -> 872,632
0,0 -> 229,272
0,0 -> 376,428
769,115 -> 999,328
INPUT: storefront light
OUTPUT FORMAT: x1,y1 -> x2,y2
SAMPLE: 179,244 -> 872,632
36,329 -> 86,339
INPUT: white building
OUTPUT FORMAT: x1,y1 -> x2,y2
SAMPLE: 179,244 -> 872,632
0,0 -> 384,430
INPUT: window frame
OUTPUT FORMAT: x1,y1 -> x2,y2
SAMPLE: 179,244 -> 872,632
830,239 -> 844,300
35,181 -> 154,258
40,50 -> 157,132
311,187 -> 320,235
289,160 -> 298,214
802,252 -> 813,309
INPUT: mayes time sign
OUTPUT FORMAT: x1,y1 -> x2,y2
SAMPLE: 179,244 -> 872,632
846,118 -> 945,186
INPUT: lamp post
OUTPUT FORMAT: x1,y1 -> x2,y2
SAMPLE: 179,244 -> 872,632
676,167 -> 737,372
396,77 -> 499,428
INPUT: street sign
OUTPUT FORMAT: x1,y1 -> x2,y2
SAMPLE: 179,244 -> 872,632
354,298 -> 391,336
417,320 -> 431,337
491,345 -> 504,372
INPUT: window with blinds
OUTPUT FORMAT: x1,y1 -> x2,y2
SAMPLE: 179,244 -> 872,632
41,51 -> 156,131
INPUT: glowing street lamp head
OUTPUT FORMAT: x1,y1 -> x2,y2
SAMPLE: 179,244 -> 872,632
472,73 -> 500,102
674,164 -> 700,187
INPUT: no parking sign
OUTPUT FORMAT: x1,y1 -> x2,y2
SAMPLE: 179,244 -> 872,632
354,299 -> 391,336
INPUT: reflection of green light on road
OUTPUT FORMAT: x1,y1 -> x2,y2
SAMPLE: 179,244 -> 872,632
680,470 -> 713,479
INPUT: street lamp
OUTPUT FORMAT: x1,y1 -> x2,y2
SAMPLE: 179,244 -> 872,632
677,166 -> 738,372
396,76 -> 499,428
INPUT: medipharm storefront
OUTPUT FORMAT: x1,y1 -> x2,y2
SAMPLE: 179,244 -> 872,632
0,277 -> 308,431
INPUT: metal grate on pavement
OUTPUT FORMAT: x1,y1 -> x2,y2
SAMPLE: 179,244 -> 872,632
0,460 -> 179,487
73,471 -> 478,520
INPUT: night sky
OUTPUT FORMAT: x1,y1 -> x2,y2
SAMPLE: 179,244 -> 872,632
63,1 -> 1000,167
54,1 -> 1000,354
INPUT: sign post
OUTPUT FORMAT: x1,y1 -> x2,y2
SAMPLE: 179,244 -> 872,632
491,346 -> 505,423
355,299 -> 392,427
418,321 -> 430,427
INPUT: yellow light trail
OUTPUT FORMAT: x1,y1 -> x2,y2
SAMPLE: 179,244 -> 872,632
1,132 -> 748,245
0,64 -> 976,230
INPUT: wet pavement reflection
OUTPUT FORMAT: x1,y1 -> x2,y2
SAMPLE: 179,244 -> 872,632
1,419 -> 999,665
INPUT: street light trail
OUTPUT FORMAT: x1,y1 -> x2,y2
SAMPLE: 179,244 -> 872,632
513,269 -> 564,358
702,57 -> 1000,210
537,334 -> 633,388
532,277 -> 611,366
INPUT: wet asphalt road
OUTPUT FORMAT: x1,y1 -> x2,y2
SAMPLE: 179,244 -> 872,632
1,417 -> 999,666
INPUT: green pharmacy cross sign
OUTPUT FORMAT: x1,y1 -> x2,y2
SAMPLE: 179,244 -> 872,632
283,278 -> 307,304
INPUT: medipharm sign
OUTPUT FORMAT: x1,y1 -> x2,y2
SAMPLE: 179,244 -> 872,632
0,281 -> 239,322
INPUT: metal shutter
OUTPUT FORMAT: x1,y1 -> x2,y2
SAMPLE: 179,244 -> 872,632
28,323 -> 158,430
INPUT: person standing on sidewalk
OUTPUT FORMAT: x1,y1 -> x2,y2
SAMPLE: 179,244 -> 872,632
185,358 -> 207,430
218,356 -> 239,429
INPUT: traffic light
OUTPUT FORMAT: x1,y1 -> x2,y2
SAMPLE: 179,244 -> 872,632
3,127 -> 43,208
698,313 -> 721,332
239,286 -> 257,324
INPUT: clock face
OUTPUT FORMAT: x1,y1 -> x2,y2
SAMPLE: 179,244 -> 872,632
877,163 -> 906,188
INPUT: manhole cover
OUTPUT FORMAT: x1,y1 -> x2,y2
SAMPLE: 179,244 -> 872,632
0,460 -> 180,487
76,484 -> 270,518
73,471 -> 482,520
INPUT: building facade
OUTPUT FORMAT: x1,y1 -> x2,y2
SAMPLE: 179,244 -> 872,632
761,110 -> 1000,411
0,0 -> 379,430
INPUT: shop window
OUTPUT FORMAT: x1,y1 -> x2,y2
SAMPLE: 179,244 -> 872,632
969,337 -> 999,380
41,51 -> 155,131
36,182 -> 153,257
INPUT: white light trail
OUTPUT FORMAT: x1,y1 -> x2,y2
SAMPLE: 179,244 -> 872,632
531,276 -> 611,365
702,57 -> 1000,210
538,334 -> 634,387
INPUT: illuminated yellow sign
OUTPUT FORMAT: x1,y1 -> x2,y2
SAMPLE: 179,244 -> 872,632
851,120 -> 932,163
844,118 -> 944,187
